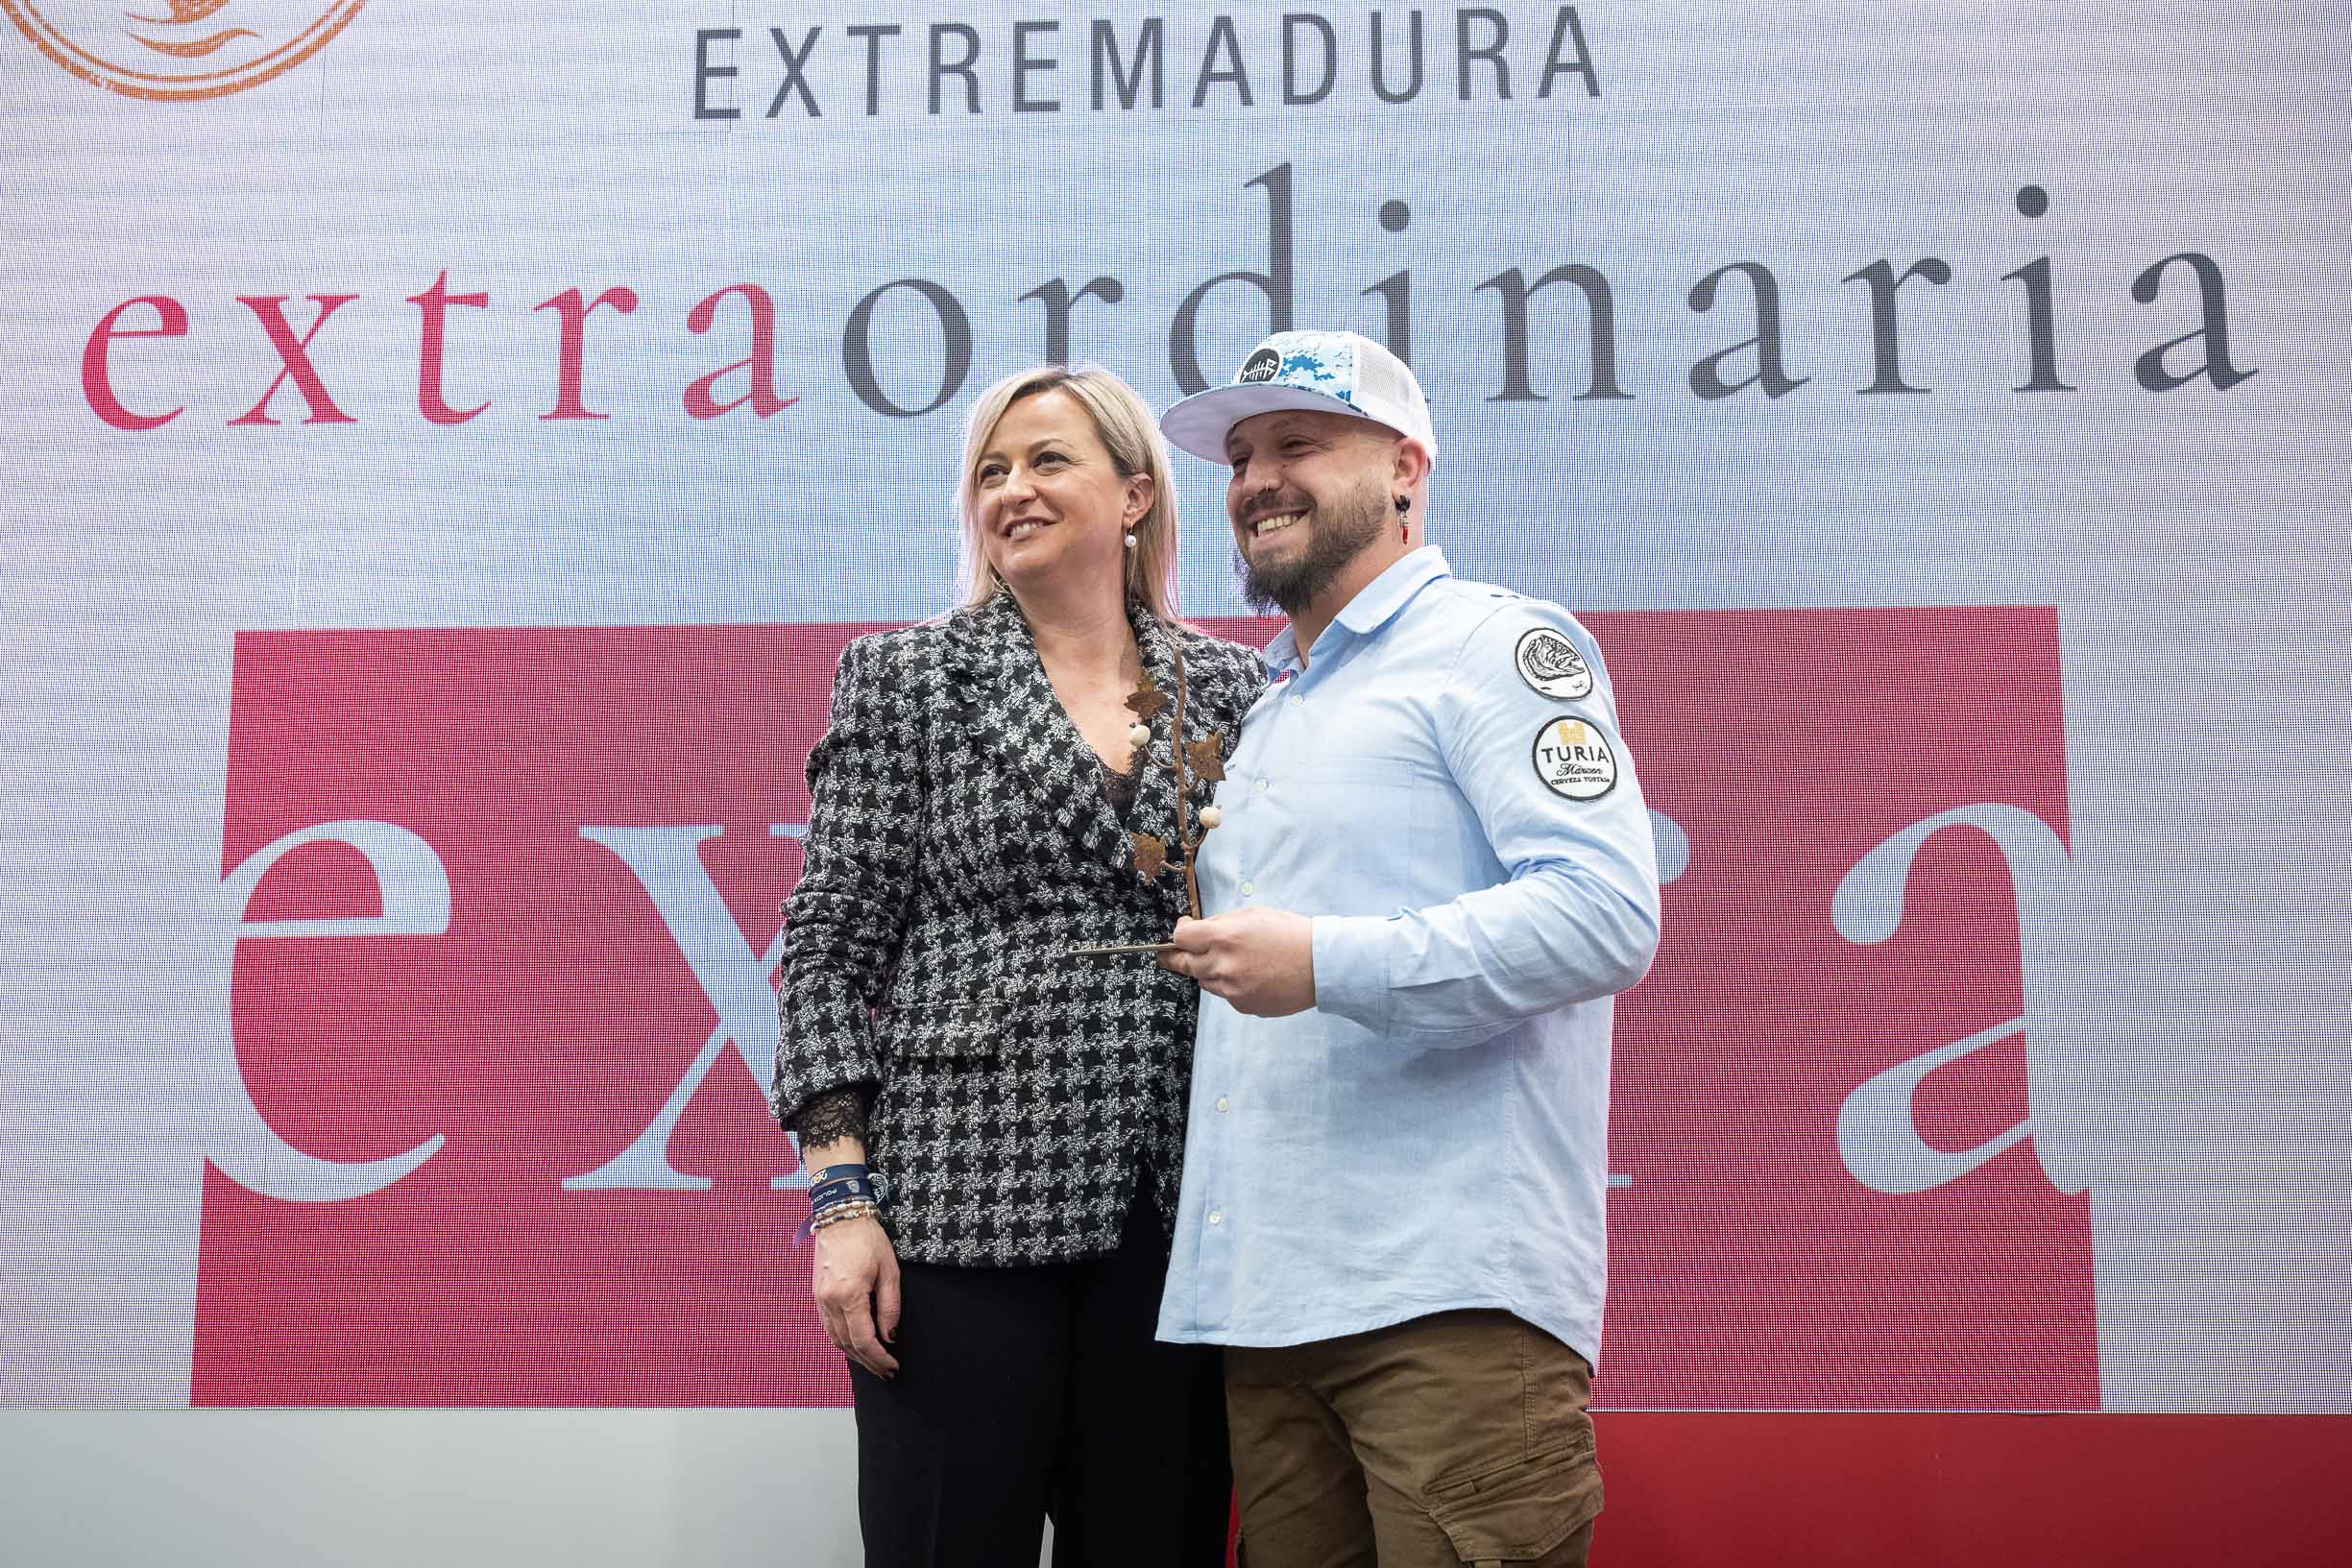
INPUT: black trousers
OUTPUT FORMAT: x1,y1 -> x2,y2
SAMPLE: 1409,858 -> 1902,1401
849,1186 -> 1231,1568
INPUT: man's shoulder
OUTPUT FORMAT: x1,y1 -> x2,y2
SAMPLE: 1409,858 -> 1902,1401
1394,577 -> 1619,712
1432,573 -> 1528,606
1426,573 -> 1580,619
1408,575 -> 1589,651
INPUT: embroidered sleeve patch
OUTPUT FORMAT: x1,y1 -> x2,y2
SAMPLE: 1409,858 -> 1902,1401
1532,716 -> 1617,800
1514,627 -> 1593,699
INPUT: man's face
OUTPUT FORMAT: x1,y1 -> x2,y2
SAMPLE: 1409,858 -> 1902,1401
1223,408 -> 1395,616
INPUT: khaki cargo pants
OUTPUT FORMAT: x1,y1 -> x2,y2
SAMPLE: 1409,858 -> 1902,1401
1225,1309 -> 1602,1568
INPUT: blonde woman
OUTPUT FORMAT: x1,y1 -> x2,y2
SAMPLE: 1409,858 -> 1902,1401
773,365 -> 1262,1565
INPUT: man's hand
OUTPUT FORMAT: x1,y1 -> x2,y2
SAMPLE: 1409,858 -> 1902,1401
1160,908 -> 1317,1016
812,1215 -> 901,1379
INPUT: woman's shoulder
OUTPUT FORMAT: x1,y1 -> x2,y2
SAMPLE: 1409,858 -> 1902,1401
1172,623 -> 1271,724
839,608 -> 978,671
1175,623 -> 1270,680
820,615 -> 981,725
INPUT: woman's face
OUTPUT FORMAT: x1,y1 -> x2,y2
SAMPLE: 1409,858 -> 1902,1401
972,389 -> 1149,604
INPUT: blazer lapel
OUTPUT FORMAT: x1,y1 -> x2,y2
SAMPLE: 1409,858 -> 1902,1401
963,590 -> 1132,880
1128,611 -> 1184,911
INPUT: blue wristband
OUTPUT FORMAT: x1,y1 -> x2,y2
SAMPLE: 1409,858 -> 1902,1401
809,1174 -> 876,1213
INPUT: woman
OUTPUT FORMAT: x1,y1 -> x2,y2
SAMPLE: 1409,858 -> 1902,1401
771,365 -> 1264,1566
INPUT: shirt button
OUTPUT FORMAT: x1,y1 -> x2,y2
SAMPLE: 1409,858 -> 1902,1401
1289,693 -> 1303,707
1240,880 -> 1254,896
1207,1210 -> 1224,1226
1253,778 -> 1270,793
1215,1096 -> 1230,1113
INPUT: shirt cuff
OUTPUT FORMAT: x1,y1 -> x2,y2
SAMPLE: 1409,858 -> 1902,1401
1310,914 -> 1395,1036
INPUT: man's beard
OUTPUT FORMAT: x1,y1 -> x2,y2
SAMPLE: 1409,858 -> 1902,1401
1233,474 -> 1390,617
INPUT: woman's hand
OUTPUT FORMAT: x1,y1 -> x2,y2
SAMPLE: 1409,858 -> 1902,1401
813,1213 -> 902,1379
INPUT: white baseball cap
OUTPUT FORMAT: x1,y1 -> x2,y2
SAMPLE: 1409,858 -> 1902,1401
1161,329 -> 1437,467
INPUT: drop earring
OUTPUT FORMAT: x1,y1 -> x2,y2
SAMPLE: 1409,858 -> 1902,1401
1124,529 -> 1138,550
1395,494 -> 1411,541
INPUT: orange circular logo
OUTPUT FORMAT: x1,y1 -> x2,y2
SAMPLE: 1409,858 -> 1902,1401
3,1 -> 365,101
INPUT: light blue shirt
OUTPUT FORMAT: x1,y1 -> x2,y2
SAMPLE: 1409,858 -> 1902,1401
1156,548 -> 1661,1365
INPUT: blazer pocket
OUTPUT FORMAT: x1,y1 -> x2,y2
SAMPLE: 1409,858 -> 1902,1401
882,993 -> 1004,1060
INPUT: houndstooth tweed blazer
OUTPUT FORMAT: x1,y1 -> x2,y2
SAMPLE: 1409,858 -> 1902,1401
772,590 -> 1264,1266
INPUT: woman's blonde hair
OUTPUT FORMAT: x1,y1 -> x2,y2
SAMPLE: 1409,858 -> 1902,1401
956,364 -> 1179,622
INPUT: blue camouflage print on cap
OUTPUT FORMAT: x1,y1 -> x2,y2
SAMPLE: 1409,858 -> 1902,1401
1163,327 -> 1430,464
1233,330 -> 1360,404
1280,350 -> 1342,387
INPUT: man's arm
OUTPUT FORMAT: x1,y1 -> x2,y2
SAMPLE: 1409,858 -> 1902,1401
1171,602 -> 1660,1038
1314,601 -> 1660,1043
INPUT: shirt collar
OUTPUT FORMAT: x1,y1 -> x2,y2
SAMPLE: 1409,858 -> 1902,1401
1259,546 -> 1453,676
1335,546 -> 1451,636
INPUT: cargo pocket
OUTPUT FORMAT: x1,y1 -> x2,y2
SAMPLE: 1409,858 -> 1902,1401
883,993 -> 1002,1059
1425,1442 -> 1602,1566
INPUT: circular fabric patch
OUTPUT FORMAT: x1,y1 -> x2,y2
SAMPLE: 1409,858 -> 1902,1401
1515,627 -> 1593,699
1531,716 -> 1616,800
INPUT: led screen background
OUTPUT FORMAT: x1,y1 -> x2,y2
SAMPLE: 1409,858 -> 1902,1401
1,1 -> 2345,1544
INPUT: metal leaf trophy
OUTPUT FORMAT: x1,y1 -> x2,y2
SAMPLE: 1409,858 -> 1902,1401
1125,638 -> 1224,919
1129,832 -> 1169,880
1072,638 -> 1224,958
1124,674 -> 1168,721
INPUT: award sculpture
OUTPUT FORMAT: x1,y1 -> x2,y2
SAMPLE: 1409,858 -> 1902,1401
1069,637 -> 1224,957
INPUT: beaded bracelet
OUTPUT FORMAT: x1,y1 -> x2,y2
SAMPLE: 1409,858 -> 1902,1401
809,1199 -> 880,1233
796,1196 -> 879,1244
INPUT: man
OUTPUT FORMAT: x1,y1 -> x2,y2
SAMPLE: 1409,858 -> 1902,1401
1153,330 -> 1661,1567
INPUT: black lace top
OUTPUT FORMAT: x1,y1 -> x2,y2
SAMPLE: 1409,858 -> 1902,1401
1098,747 -> 1143,825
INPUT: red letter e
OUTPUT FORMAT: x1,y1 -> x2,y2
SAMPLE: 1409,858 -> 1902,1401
84,297 -> 188,430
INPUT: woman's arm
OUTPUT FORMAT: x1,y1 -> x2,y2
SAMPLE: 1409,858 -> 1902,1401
799,1108 -> 899,1379
771,635 -> 922,1131
773,634 -> 924,1379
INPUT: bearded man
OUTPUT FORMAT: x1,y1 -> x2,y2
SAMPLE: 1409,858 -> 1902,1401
1154,330 -> 1661,1568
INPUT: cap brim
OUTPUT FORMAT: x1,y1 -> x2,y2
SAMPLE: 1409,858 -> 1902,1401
1159,382 -> 1386,463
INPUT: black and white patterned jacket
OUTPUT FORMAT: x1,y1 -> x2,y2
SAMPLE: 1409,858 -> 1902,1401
772,590 -> 1265,1266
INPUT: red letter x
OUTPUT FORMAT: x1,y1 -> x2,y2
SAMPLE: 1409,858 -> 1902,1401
230,295 -> 360,425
